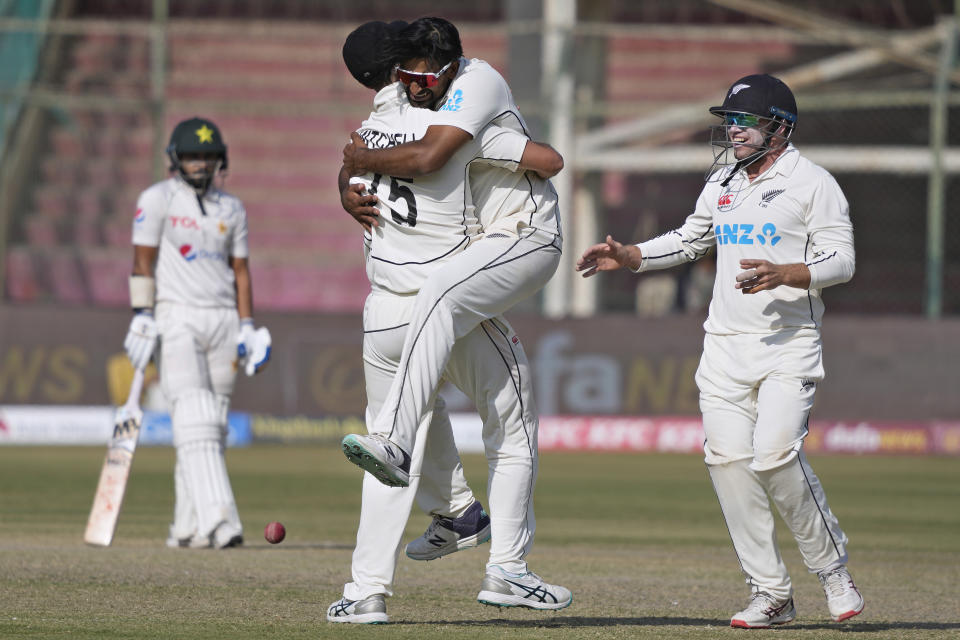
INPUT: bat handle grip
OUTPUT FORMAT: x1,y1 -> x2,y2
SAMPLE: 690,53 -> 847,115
125,368 -> 146,411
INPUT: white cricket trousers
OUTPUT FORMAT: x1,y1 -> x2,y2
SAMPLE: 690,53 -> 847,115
697,330 -> 849,602
345,287 -> 542,600
156,302 -> 242,543
371,227 -> 561,453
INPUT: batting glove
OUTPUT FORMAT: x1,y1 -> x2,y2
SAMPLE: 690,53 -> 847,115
237,319 -> 271,376
123,311 -> 158,371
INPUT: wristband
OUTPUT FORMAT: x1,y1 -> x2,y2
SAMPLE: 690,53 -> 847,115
129,275 -> 156,309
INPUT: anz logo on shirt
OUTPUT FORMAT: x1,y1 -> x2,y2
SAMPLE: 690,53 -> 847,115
714,223 -> 782,246
439,89 -> 464,112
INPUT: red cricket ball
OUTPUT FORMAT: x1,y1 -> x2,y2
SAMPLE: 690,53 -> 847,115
264,521 -> 286,544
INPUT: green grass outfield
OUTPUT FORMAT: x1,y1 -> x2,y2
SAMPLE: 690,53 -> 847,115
1,445 -> 958,639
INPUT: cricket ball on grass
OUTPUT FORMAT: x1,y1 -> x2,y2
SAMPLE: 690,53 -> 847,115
264,521 -> 286,544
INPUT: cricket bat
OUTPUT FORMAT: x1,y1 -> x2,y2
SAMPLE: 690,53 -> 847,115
84,368 -> 145,546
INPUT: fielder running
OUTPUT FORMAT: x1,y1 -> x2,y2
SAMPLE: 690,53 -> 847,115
124,117 -> 271,549
577,74 -> 863,628
333,17 -> 570,619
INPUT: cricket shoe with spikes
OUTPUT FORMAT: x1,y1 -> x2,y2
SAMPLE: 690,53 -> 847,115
477,565 -> 572,610
406,500 -> 491,561
341,433 -> 411,487
818,566 -> 864,622
326,594 -> 388,624
730,591 -> 796,628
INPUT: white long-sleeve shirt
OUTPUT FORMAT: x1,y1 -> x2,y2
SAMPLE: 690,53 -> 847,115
353,82 -> 530,295
635,145 -> 855,335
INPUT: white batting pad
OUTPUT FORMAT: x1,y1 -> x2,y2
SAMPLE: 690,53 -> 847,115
178,439 -> 241,540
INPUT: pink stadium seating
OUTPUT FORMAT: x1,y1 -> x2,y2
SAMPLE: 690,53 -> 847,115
27,24 -> 767,313
4,246 -> 41,301
47,251 -> 89,304
23,216 -> 60,247
82,249 -> 129,306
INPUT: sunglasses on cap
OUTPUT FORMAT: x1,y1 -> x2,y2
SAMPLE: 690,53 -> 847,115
395,60 -> 455,88
723,113 -> 762,128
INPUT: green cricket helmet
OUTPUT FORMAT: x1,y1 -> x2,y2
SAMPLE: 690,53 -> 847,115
166,117 -> 228,191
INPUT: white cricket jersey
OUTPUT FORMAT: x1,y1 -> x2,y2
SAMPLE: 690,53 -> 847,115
432,58 -> 562,238
634,145 -> 854,335
132,177 -> 248,308
355,82 -> 529,295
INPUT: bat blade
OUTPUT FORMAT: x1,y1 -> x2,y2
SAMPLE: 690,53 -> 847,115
84,369 -> 145,547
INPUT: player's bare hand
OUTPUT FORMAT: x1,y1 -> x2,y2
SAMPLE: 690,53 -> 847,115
341,183 -> 380,231
576,235 -> 642,277
342,132 -> 369,177
736,259 -> 811,293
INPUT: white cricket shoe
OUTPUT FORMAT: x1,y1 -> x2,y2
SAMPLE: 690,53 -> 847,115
818,566 -> 864,622
730,591 -> 796,628
477,565 -> 572,610
341,433 -> 411,487
406,500 -> 491,561
326,594 -> 388,624
165,523 -> 242,550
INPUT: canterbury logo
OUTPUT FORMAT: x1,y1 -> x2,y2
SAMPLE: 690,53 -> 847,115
761,189 -> 785,203
729,83 -> 750,96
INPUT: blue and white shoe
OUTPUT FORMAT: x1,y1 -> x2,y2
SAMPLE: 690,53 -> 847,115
406,500 -> 491,561
341,433 -> 411,488
477,565 -> 572,610
326,594 -> 388,624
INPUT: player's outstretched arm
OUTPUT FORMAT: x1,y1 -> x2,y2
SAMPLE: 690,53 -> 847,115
519,141 -> 563,179
576,235 -> 643,277
338,164 -> 380,231
342,125 -> 471,178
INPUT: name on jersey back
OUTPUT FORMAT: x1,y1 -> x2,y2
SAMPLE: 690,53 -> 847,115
358,129 -> 417,150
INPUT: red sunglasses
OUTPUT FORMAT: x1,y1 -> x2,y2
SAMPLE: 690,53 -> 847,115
395,60 -> 454,88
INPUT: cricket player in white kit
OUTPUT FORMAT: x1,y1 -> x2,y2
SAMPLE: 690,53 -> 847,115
329,21 -> 509,623
123,117 -> 271,549
333,18 -> 570,620
577,74 -> 864,628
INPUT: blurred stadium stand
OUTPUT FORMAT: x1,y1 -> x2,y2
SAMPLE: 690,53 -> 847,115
0,0 -> 957,315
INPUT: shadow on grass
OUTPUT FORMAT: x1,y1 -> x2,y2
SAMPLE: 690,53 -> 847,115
401,616 -> 960,631
243,542 -> 354,551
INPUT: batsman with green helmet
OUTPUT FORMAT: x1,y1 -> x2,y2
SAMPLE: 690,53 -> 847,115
124,116 -> 271,549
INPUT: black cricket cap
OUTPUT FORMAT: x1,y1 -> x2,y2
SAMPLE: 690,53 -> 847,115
343,20 -> 408,89
709,74 -> 797,123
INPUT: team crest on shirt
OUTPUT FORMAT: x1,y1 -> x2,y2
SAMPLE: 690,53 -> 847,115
759,189 -> 785,208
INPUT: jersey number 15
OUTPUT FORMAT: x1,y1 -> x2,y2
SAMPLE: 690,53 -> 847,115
370,173 -> 418,227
